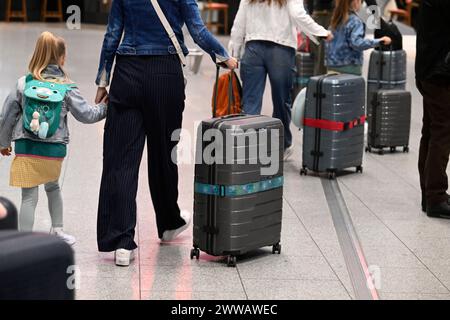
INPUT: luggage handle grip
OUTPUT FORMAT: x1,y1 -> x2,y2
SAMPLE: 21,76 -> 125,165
219,113 -> 248,120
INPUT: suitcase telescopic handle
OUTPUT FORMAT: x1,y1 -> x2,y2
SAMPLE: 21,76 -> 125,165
377,43 -> 394,90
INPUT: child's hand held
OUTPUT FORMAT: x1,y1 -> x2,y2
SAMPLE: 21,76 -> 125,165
381,36 -> 392,46
0,147 -> 12,156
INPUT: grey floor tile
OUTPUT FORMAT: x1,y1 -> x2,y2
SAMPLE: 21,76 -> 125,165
75,276 -> 141,300
243,279 -> 351,300
140,265 -> 244,293
142,291 -> 247,300
377,267 -> 449,294
238,254 -> 338,281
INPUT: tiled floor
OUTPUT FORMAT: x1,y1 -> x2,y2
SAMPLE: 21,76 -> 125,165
1,22 -> 450,300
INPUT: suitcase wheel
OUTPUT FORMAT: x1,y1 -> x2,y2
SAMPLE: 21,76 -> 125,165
272,243 -> 282,255
300,167 -> 308,176
227,255 -> 237,267
190,248 -> 200,260
356,166 -> 363,174
403,146 -> 409,153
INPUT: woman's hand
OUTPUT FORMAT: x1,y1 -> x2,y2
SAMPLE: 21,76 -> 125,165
325,31 -> 334,42
380,36 -> 392,46
95,87 -> 109,105
224,57 -> 239,70
0,147 -> 11,156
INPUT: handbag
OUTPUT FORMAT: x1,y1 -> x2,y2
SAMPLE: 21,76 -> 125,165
149,0 -> 188,85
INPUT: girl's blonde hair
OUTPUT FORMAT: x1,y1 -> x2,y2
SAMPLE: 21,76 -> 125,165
28,31 -> 69,83
330,0 -> 358,31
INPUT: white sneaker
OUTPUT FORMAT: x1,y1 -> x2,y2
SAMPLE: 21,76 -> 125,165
283,145 -> 294,161
115,249 -> 135,267
162,210 -> 191,242
50,227 -> 76,246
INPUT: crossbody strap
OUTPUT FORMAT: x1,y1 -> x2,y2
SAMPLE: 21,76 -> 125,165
149,0 -> 187,66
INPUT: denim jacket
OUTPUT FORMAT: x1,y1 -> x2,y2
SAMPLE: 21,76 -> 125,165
0,65 -> 107,149
325,12 -> 381,67
96,0 -> 230,86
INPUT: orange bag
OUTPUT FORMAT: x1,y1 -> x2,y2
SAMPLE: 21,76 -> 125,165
212,66 -> 242,117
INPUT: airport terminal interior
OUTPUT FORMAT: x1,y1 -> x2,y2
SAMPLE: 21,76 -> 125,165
1,0 -> 450,301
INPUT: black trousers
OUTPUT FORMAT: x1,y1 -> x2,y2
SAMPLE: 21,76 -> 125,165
417,80 -> 450,206
97,55 -> 186,252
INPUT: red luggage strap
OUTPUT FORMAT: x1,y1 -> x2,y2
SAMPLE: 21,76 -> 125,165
303,115 -> 366,131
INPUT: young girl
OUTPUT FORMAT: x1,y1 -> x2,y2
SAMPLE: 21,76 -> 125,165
0,31 -> 107,245
325,0 -> 392,75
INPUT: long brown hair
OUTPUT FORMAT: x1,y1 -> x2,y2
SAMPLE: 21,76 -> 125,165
330,0 -> 355,30
28,31 -> 69,83
248,0 -> 287,7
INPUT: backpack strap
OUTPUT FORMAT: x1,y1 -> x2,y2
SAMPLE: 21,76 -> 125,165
25,74 -> 34,84
65,83 -> 78,91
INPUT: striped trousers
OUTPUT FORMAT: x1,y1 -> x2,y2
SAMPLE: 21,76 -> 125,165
97,55 -> 186,252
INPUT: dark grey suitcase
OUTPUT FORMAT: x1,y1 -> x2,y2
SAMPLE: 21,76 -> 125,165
368,49 -> 407,83
367,80 -> 406,119
0,231 -> 75,300
292,52 -> 314,100
300,74 -> 366,179
366,90 -> 411,154
367,49 -> 407,119
192,114 -> 284,267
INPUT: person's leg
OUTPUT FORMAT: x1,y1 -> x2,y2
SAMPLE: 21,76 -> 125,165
97,103 -> 145,251
419,81 -> 450,208
266,44 -> 296,150
44,181 -> 63,228
19,186 -> 39,231
417,80 -> 431,209
241,41 -> 268,115
140,56 -> 187,239
97,57 -> 146,252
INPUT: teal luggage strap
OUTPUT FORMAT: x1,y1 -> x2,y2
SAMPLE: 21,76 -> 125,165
195,176 -> 284,197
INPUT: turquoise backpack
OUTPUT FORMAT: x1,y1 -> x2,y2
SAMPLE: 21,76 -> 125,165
23,75 -> 77,139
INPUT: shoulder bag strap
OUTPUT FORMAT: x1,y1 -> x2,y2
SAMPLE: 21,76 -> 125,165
149,0 -> 187,67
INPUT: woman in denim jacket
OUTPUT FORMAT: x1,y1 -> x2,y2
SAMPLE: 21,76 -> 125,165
94,0 -> 237,267
325,0 -> 391,75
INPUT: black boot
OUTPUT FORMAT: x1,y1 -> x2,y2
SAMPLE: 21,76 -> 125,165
427,201 -> 450,219
422,194 -> 450,212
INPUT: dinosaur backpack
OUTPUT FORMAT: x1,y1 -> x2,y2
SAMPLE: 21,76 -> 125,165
23,75 -> 76,139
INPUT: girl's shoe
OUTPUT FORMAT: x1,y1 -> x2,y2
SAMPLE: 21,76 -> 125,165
161,210 -> 191,242
50,227 -> 76,246
115,249 -> 135,267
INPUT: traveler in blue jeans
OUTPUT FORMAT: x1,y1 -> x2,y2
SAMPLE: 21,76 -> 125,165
230,0 -> 332,160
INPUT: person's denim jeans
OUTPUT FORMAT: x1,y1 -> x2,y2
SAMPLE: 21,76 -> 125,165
241,41 -> 296,149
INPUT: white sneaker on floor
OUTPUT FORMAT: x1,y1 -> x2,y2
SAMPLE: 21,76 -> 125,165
50,227 -> 76,246
283,145 -> 294,161
162,210 -> 191,242
115,249 -> 135,267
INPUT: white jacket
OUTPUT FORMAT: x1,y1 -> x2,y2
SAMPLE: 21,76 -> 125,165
230,0 -> 329,58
